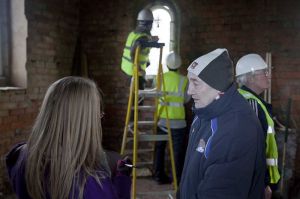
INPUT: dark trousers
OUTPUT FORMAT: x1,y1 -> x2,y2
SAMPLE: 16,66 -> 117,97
154,127 -> 186,183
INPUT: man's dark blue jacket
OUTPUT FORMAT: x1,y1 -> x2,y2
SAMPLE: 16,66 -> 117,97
179,84 -> 266,199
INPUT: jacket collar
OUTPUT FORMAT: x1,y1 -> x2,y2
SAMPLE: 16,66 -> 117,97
240,85 -> 272,112
240,85 -> 263,100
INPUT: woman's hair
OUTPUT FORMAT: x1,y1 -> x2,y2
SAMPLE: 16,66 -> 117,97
25,76 -> 110,199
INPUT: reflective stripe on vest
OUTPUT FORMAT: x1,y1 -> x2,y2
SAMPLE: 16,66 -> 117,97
160,102 -> 183,107
238,88 -> 280,184
121,31 -> 150,76
266,158 -> 278,166
158,71 -> 188,120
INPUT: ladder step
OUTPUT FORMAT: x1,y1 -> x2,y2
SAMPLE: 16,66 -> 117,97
138,90 -> 163,97
127,134 -> 169,142
137,190 -> 175,196
139,134 -> 169,141
129,121 -> 155,127
131,105 -> 156,111
139,121 -> 155,125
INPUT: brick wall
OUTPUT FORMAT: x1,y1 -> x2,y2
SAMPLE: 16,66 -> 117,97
80,0 -> 300,196
0,88 -> 36,196
0,0 -> 80,195
177,0 -> 300,129
79,0 -> 136,150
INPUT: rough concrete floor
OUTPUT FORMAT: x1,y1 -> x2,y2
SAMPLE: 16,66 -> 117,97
135,177 -> 176,199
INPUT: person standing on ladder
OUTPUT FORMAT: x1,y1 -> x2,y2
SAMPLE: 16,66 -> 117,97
153,51 -> 190,185
121,8 -> 158,90
178,49 -> 266,199
236,54 -> 280,199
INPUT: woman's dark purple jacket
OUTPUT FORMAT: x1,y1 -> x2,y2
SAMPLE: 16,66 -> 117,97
6,143 -> 131,199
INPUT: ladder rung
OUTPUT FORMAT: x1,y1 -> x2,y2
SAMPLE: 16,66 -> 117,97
131,105 -> 156,111
138,90 -> 163,97
139,134 -> 169,141
127,134 -> 169,142
139,88 -> 157,93
139,121 -> 155,125
129,121 -> 155,127
137,190 -> 175,196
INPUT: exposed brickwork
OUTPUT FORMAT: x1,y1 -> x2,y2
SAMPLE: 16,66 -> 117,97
79,0 -> 136,151
80,0 -> 300,196
1,0 -> 300,197
0,89 -> 37,195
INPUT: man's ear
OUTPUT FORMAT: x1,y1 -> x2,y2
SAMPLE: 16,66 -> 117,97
215,91 -> 224,100
250,75 -> 256,83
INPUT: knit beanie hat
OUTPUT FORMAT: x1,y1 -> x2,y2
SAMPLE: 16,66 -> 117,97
187,48 -> 234,92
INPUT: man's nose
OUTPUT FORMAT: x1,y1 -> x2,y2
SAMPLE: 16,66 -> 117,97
187,84 -> 193,95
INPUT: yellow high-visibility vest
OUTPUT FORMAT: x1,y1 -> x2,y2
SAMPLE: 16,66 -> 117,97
121,31 -> 150,76
158,71 -> 188,120
239,88 -> 280,184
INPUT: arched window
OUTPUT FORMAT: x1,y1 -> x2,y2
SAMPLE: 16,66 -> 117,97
145,2 -> 180,77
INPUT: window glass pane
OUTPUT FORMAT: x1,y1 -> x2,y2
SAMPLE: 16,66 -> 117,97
146,8 -> 171,76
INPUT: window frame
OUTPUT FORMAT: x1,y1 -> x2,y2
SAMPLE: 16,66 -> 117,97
147,2 -> 181,53
0,0 -> 11,86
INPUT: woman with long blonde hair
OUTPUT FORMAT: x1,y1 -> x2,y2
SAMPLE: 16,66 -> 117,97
6,76 -> 131,199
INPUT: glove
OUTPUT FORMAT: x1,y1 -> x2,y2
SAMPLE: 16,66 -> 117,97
264,186 -> 272,199
116,156 -> 132,176
150,36 -> 159,42
146,62 -> 150,67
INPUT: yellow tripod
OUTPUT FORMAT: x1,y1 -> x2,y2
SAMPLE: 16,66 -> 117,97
121,42 -> 177,199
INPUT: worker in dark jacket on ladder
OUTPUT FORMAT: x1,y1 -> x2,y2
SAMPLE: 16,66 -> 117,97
121,8 -> 158,90
179,49 -> 266,199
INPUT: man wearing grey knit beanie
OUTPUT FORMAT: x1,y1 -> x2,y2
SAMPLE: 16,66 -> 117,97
178,49 -> 266,199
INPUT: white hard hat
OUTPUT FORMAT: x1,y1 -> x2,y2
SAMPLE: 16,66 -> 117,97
166,51 -> 182,69
137,9 -> 154,21
235,54 -> 267,76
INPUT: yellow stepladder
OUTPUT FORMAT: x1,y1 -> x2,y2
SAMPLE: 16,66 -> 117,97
120,42 -> 178,199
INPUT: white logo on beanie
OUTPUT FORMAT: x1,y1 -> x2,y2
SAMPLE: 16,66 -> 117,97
190,62 -> 198,69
